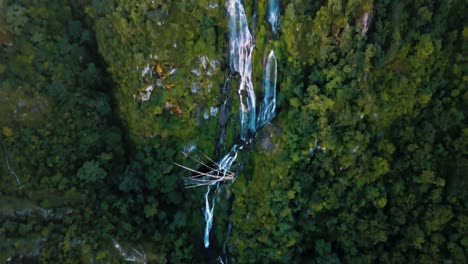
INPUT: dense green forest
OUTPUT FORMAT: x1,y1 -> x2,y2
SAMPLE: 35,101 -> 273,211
0,0 -> 466,263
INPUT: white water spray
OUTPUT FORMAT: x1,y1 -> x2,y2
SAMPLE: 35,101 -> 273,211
203,185 -> 216,248
267,0 -> 280,33
257,50 -> 277,128
227,0 -> 256,142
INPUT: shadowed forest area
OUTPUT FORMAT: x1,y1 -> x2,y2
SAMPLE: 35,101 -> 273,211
0,0 -> 466,263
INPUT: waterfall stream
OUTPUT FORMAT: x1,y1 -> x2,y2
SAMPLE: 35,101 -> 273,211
185,0 -> 280,255
267,0 -> 280,33
227,0 -> 257,142
257,50 -> 277,128
203,185 -> 216,248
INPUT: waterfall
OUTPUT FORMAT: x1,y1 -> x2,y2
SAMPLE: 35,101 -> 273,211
201,144 -> 238,248
184,0 -> 280,253
201,0 -> 257,249
257,50 -> 277,128
226,0 -> 256,142
267,0 -> 280,33
203,185 -> 216,248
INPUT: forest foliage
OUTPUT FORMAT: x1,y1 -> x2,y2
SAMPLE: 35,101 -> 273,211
0,0 -> 466,263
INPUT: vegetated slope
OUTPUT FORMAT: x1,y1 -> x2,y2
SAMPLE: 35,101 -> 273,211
0,0 -> 127,262
229,1 -> 466,262
0,0 -> 466,263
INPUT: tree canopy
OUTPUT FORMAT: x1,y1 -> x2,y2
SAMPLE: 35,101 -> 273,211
0,0 -> 466,263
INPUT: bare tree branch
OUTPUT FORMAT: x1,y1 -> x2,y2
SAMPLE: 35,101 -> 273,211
1,142 -> 22,187
173,149 -> 237,188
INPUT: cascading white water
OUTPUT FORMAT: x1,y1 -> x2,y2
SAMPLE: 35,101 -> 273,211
257,50 -> 277,128
227,0 -> 256,142
203,185 -> 215,248
195,0 -> 280,251
267,0 -> 280,33
202,144 -> 238,248
202,0 -> 257,248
